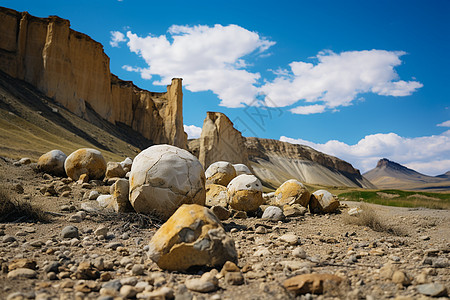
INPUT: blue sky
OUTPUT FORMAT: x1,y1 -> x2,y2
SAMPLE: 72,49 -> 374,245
3,0 -> 450,175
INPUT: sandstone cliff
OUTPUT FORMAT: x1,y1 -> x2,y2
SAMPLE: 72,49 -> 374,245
245,137 -> 375,189
0,7 -> 186,148
196,112 -> 250,169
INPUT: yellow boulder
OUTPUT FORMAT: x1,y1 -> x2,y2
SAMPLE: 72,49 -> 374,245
274,179 -> 311,207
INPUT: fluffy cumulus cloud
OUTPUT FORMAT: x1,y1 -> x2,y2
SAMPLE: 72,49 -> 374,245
110,31 -> 126,47
261,50 -> 423,112
118,24 -> 274,107
280,130 -> 450,176
114,25 -> 422,112
184,124 -> 202,139
437,120 -> 450,127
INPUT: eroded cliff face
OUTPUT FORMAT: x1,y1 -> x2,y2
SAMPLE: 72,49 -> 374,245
197,112 -> 250,169
0,7 -> 186,148
245,137 -> 375,189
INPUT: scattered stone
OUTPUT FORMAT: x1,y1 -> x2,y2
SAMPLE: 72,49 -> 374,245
129,145 -> 206,219
255,226 -> 267,234
232,210 -> 248,219
261,206 -> 284,221
205,161 -> 237,186
309,190 -> 340,213
205,184 -> 228,207
7,268 -> 37,279
75,261 -> 100,280
94,225 -> 108,237
64,148 -> 107,181
232,163 -> 252,176
280,233 -> 300,245
274,179 -> 311,207
283,273 -> 343,295
416,283 -> 447,297
3,235 -> 17,243
112,178 -> 134,212
292,247 -> 307,259
210,205 -> 231,220
227,174 -> 263,212
120,285 -> 137,298
61,226 -> 79,239
37,150 -> 67,176
8,259 -> 37,271
283,204 -> 308,217
88,190 -> 100,200
131,264 -> 144,276
148,204 -> 237,271
392,270 -> 411,286
185,278 -> 217,293
105,162 -> 127,179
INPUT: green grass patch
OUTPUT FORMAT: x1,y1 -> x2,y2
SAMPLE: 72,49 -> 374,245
338,189 -> 450,209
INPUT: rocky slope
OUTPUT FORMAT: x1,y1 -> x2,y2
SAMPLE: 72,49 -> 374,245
245,137 -> 375,190
0,7 -> 186,148
0,159 -> 449,299
364,158 -> 450,190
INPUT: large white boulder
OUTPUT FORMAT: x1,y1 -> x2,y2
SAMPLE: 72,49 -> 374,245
37,150 -> 67,176
205,161 -> 236,186
227,174 -> 263,212
232,164 -> 252,176
129,145 -> 206,219
64,148 -> 106,181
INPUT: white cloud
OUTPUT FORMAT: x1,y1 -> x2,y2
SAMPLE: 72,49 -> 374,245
123,24 -> 275,108
261,50 -> 423,112
184,124 -> 202,139
280,130 -> 450,176
290,104 -> 326,115
437,120 -> 450,127
110,31 -> 126,47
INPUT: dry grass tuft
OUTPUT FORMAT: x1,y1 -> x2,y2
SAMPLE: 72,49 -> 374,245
344,204 -> 405,236
0,184 -> 51,223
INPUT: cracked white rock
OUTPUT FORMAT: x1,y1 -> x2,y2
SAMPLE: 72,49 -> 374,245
205,161 -> 237,186
232,163 -> 252,176
129,145 -> 206,219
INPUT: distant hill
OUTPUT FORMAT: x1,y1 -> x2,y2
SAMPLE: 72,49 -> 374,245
363,158 -> 450,191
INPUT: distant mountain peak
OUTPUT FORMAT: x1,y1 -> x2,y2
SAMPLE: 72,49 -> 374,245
375,158 -> 410,171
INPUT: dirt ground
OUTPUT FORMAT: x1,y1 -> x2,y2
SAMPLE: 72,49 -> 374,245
0,157 -> 449,300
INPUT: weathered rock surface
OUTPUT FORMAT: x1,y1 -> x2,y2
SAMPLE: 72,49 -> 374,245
148,204 -> 237,271
274,179 -> 311,207
197,112 -> 250,169
309,190 -> 340,213
64,148 -> 106,181
205,184 -> 228,207
129,145 -> 205,219
0,7 -> 186,149
283,273 -> 344,295
37,150 -> 67,176
205,161 -> 236,186
105,162 -> 127,179
232,163 -> 252,176
227,174 -> 263,212
245,137 -> 375,189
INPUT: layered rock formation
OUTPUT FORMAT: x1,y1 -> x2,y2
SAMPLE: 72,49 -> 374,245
0,7 -> 186,148
246,137 -> 375,189
197,112 -> 250,169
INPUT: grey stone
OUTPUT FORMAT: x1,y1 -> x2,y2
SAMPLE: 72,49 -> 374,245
185,278 -> 217,293
261,206 -> 284,221
61,226 -> 79,239
417,283 -> 447,297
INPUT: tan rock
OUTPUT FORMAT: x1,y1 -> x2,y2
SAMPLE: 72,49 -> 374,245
37,150 -> 67,176
227,175 -> 263,212
198,112 -> 250,169
205,184 -> 228,207
274,179 -> 311,207
64,148 -> 106,181
309,190 -> 340,213
148,204 -> 237,271
205,161 -> 237,186
8,259 -> 37,271
283,273 -> 344,295
113,178 -> 134,213
129,145 -> 206,220
105,162 -> 126,179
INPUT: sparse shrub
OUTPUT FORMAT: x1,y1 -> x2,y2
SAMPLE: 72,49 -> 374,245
343,204 -> 404,235
0,184 -> 51,223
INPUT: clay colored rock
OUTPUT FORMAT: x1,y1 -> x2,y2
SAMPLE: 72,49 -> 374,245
64,148 -> 106,181
129,145 -> 206,219
283,273 -> 344,295
233,164 -> 252,176
148,204 -> 237,271
37,150 -> 67,176
205,161 -> 237,186
309,190 -> 340,213
227,175 -> 263,212
274,179 -> 311,207
205,184 -> 228,207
